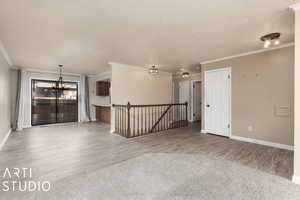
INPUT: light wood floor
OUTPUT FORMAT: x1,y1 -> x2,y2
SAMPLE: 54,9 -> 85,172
0,122 -> 293,185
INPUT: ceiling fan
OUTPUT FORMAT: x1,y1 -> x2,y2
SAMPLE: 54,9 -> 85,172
173,68 -> 191,78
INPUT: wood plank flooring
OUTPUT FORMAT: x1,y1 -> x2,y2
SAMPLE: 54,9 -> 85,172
0,122 -> 293,186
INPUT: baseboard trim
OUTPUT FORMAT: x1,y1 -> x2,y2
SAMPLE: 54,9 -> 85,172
0,129 -> 12,151
23,125 -> 32,129
293,175 -> 300,185
201,129 -> 207,134
230,135 -> 294,151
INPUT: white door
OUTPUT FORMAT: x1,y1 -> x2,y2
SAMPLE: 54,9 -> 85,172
179,81 -> 190,121
179,81 -> 189,104
193,81 -> 201,121
204,68 -> 231,137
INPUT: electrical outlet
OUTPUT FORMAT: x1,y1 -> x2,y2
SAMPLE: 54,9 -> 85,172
247,126 -> 253,132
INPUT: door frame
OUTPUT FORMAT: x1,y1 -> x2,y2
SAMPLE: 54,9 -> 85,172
203,67 -> 232,137
30,77 -> 80,126
190,79 -> 201,122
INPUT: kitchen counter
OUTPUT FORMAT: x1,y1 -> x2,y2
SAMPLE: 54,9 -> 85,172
94,105 -> 111,124
92,104 -> 111,107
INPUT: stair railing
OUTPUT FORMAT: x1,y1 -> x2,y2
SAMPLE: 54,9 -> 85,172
112,102 -> 188,138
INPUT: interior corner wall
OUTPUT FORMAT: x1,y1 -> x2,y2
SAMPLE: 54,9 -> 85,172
294,10 -> 300,179
201,46 -> 294,146
110,63 -> 173,132
111,64 -> 172,105
0,51 -> 12,147
10,69 -> 18,128
88,71 -> 112,121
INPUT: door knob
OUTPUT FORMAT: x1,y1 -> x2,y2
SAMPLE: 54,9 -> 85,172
206,104 -> 210,107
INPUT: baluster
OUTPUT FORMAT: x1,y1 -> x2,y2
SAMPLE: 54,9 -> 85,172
156,106 -> 158,132
124,107 -> 126,136
165,106 -> 168,130
116,107 -> 119,134
177,105 -> 179,128
120,107 -> 123,136
181,104 -> 183,127
163,106 -> 165,131
162,106 -> 164,131
179,105 -> 181,127
182,104 -> 184,127
147,107 -> 149,133
125,107 -> 127,136
133,107 -> 135,137
161,106 -> 163,131
145,106 -> 147,134
185,102 -> 188,126
118,107 -> 120,135
137,107 -> 140,136
142,107 -> 144,134
151,106 -> 153,132
127,102 -> 131,138
158,106 -> 161,132
123,108 -> 126,137
164,106 -> 167,130
170,106 -> 173,129
160,106 -> 163,131
166,106 -> 168,130
144,107 -> 147,134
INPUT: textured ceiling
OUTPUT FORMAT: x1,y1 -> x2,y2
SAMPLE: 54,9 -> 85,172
0,0 -> 298,74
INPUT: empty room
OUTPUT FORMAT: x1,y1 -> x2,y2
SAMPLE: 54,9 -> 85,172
1,0 -> 300,199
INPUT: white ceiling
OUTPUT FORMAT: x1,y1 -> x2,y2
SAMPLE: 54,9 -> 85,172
0,0 -> 298,74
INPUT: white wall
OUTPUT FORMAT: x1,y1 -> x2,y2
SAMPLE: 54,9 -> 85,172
111,63 -> 173,105
0,49 -> 12,148
110,63 -> 173,131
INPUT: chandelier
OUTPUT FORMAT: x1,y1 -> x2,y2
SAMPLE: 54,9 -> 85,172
51,65 -> 65,89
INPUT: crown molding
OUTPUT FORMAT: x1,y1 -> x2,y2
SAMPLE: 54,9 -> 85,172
200,42 -> 294,65
289,3 -> 300,11
0,40 -> 13,66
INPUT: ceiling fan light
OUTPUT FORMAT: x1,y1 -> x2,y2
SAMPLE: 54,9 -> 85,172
182,72 -> 190,78
261,32 -> 281,48
264,40 -> 271,48
149,65 -> 159,75
274,39 -> 280,45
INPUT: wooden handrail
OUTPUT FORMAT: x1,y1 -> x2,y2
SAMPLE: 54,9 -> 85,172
113,102 -> 188,138
113,103 -> 186,107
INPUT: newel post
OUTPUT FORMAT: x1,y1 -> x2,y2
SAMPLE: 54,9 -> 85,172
127,102 -> 131,137
185,101 -> 188,126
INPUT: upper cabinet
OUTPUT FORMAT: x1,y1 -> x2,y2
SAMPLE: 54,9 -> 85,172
96,81 -> 110,96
